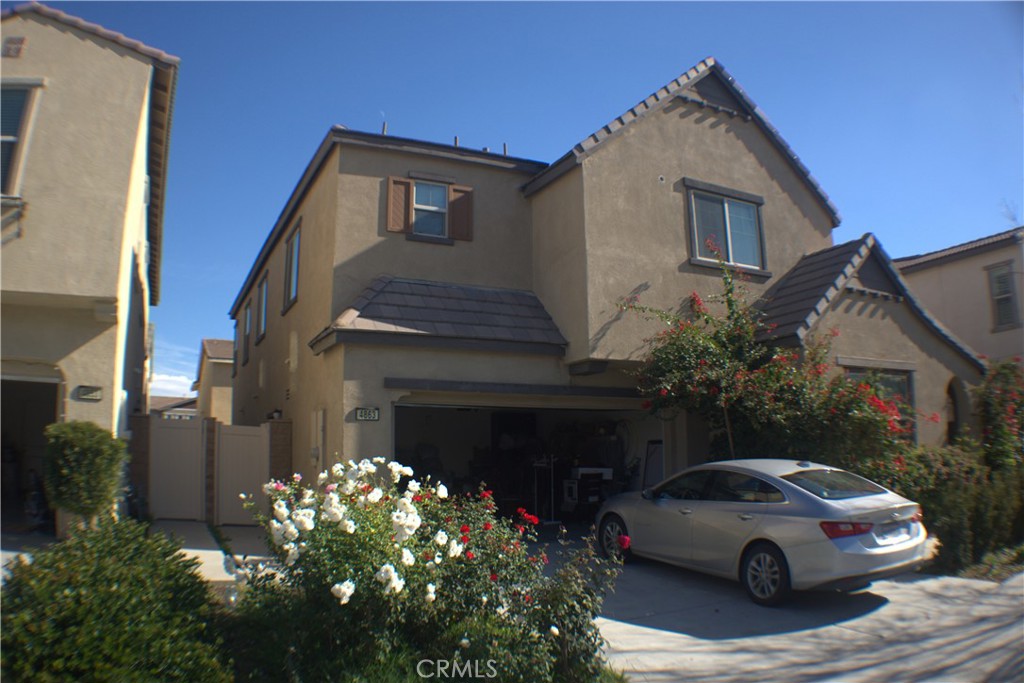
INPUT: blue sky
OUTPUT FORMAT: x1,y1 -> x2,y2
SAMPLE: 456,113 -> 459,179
38,1 -> 1024,395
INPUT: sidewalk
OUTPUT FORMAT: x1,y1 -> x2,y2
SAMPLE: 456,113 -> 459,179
150,520 -> 269,582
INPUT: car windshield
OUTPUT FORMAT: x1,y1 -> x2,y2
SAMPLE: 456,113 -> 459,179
781,469 -> 886,500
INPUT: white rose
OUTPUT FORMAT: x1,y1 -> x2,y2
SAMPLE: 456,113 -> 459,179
436,484 -> 449,499
401,548 -> 415,566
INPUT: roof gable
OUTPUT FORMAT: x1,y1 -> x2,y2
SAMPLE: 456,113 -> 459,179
2,2 -> 179,306
894,226 -> 1024,273
760,234 -> 985,372
522,57 -> 841,228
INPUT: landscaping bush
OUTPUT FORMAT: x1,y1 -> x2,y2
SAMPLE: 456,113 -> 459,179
855,445 -> 1024,572
230,459 -> 620,682
43,420 -> 127,522
1,517 -> 230,682
974,358 -> 1024,469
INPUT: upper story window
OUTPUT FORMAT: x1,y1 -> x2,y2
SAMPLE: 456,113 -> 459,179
413,182 -> 447,237
232,322 -> 239,377
256,273 -> 268,341
685,178 -> 765,271
387,175 -> 473,243
283,223 -> 301,312
987,262 -> 1020,331
2,87 -> 30,195
243,300 -> 252,365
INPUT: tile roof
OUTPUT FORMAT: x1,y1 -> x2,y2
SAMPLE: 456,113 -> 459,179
893,226 -> 1023,273
150,395 -> 197,412
522,57 -> 841,228
202,338 -> 234,361
759,234 -> 984,372
322,276 -> 566,349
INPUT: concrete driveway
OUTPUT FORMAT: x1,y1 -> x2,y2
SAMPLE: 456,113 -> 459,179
599,556 -> 1023,683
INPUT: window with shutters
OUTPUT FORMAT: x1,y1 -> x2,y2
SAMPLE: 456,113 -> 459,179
987,262 -> 1020,331
2,87 -> 31,196
387,176 -> 473,244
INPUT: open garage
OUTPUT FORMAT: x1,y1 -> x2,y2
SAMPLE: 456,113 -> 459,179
394,404 -> 665,523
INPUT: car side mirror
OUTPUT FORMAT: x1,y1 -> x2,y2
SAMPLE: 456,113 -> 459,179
641,488 -> 655,501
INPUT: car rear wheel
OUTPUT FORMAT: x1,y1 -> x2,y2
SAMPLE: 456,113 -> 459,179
599,514 -> 630,561
741,543 -> 791,606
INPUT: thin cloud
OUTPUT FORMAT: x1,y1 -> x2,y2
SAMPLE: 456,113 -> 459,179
150,373 -> 196,398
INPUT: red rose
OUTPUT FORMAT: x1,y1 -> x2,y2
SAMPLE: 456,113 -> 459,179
465,550 -> 475,560
617,534 -> 631,550
489,573 -> 498,582
483,522 -> 492,531
460,525 -> 470,534
659,388 -> 668,397
460,535 -> 470,544
480,490 -> 493,499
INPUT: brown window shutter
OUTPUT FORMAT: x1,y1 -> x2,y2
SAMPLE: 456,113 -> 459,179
386,176 -> 413,233
448,184 -> 473,241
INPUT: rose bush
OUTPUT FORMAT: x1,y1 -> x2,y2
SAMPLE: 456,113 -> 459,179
228,458 -> 619,682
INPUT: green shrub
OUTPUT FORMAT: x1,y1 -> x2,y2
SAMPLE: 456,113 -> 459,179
1,518 -> 231,682
975,359 -> 1024,469
43,420 -> 127,521
229,459 -> 620,682
855,445 -> 1024,572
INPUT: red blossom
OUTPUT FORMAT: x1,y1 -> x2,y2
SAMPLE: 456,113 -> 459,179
617,534 -> 631,550
465,550 -> 475,560
483,522 -> 492,531
460,525 -> 471,534
412,494 -> 423,502
690,291 -> 708,314
489,573 -> 498,582
480,490 -> 493,499
460,535 -> 470,544
524,594 -> 532,603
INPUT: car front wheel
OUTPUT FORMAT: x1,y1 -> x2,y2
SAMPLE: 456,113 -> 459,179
598,514 -> 630,561
741,543 -> 791,606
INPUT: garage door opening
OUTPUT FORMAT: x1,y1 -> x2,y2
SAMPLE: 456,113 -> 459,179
395,405 -> 663,524
2,379 -> 59,533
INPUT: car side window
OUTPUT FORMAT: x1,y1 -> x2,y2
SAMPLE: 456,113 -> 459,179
708,472 -> 785,503
657,470 -> 714,501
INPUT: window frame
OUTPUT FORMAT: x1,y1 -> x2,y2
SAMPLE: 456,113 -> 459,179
256,272 -> 268,343
1,83 -> 39,197
411,180 -> 449,238
242,300 -> 252,366
684,177 -> 767,273
282,222 -> 301,314
232,321 -> 239,377
986,261 -> 1021,332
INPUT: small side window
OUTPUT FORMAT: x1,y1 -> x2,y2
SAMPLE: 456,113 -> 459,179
283,224 -> 301,312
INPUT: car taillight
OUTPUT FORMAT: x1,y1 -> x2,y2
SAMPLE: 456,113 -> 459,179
820,521 -> 874,539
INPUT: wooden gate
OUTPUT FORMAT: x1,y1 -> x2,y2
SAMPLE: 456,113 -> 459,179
216,423 -> 269,525
149,417 -> 204,520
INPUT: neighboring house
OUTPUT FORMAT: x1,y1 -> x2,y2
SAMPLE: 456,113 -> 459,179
0,3 -> 178,511
895,227 -> 1024,362
150,395 -> 197,421
191,338 -> 233,424
228,57 -> 982,504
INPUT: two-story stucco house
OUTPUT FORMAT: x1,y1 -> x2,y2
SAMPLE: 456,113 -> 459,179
192,338 -> 234,424
0,3 -> 177,519
895,227 -> 1024,363
229,57 -> 982,516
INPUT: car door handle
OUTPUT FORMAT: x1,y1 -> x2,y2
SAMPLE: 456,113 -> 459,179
679,508 -> 693,515
738,513 -> 754,521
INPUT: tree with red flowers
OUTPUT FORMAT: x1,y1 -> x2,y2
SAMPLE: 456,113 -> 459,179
975,358 -> 1024,469
625,258 -> 905,464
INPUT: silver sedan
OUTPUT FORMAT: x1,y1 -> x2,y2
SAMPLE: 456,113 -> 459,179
596,459 -> 930,605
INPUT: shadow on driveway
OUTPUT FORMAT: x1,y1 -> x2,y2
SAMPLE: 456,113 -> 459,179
602,555 -> 888,639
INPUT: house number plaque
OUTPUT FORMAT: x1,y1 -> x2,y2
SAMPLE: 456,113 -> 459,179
355,407 -> 380,422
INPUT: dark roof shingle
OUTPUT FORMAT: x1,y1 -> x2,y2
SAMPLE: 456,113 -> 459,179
330,276 -> 567,348
894,227 -> 1023,273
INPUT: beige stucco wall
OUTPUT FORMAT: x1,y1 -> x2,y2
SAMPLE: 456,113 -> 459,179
900,241 -> 1024,361
1,14 -> 157,436
329,145 -> 536,319
820,291 -> 983,445
1,304 -> 121,430
530,167 -> 591,362
574,99 -> 835,363
197,359 -> 233,424
1,14 -> 155,300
